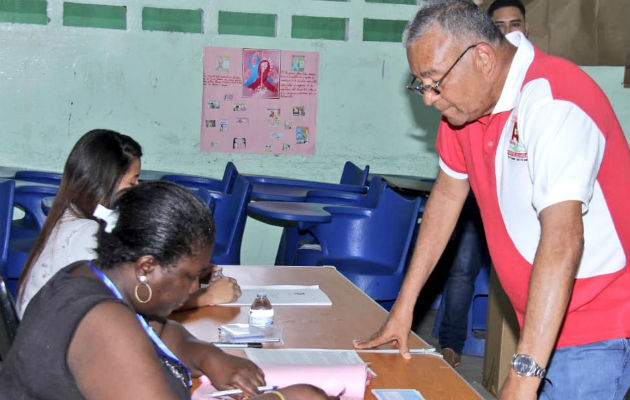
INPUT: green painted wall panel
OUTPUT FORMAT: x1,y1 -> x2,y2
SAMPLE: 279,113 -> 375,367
0,0 -> 47,25
218,11 -> 276,37
292,15 -> 347,40
365,0 -> 416,4
142,7 -> 202,34
363,18 -> 407,42
63,2 -> 126,30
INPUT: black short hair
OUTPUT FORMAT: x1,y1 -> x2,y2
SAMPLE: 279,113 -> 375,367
487,0 -> 526,18
96,181 -> 215,270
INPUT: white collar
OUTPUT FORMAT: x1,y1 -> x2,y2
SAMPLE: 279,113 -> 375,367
491,31 -> 535,114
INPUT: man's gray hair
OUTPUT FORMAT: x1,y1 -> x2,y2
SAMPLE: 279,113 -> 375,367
402,0 -> 503,48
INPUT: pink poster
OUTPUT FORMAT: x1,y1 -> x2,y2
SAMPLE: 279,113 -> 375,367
201,47 -> 319,154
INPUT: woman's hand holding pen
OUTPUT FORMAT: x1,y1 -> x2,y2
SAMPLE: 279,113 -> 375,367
204,274 -> 242,304
201,349 -> 266,398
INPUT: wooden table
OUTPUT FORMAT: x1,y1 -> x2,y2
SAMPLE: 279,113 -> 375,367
170,266 -> 482,400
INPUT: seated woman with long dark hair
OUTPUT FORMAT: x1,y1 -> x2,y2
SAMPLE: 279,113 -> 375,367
17,129 -> 239,317
0,181 -> 334,400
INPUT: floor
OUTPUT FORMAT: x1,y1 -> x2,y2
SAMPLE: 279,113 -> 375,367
414,308 -> 496,400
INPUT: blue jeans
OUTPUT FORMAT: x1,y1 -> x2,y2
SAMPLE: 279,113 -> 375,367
539,338 -> 630,400
438,199 -> 489,353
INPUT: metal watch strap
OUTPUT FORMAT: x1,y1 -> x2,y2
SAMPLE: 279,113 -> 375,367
511,353 -> 546,378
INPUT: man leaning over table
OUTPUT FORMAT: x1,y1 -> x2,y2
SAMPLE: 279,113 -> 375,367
354,1 -> 630,399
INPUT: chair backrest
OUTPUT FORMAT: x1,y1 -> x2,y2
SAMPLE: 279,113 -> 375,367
161,162 -> 238,194
298,178 -> 422,302
0,271 -> 19,360
13,185 -> 59,231
14,170 -> 62,186
316,181 -> 420,268
0,180 -> 15,268
339,161 -> 369,186
208,174 -> 251,265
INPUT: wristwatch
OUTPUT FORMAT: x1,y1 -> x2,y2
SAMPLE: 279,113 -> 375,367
510,354 -> 546,378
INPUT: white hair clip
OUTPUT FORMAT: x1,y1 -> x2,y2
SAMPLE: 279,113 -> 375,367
93,204 -> 119,233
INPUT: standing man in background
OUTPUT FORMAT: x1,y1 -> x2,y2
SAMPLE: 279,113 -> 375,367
488,0 -> 528,36
355,1 -> 630,399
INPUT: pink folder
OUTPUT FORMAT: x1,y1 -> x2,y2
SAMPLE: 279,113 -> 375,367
192,362 -> 368,400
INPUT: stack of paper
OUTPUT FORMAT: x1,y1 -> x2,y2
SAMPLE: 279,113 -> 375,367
218,323 -> 282,343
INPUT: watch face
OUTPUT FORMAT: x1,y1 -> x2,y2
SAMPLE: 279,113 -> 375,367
513,354 -> 534,374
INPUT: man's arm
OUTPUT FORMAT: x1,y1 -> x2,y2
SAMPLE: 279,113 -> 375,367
500,200 -> 583,400
354,170 -> 469,357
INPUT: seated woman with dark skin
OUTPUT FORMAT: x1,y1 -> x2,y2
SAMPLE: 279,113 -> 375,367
0,181 -> 335,400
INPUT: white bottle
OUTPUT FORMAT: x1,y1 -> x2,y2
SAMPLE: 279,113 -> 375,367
249,293 -> 274,327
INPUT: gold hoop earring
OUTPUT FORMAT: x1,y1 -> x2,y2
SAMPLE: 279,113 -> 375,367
134,275 -> 152,304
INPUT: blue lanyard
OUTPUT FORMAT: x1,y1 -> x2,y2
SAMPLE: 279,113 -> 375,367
89,262 -> 192,388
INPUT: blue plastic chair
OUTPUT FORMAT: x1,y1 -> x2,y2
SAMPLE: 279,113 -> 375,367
161,162 -> 237,193
0,180 -> 15,275
293,178 -> 423,309
14,170 -> 62,186
432,263 -> 490,356
0,270 -> 19,360
274,178 -> 388,265
205,175 -> 252,265
339,161 -> 370,186
246,161 -> 369,194
11,185 -> 59,239
1,180 -> 25,300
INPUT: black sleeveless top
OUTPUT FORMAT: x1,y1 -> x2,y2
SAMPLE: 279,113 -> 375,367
0,261 -> 191,400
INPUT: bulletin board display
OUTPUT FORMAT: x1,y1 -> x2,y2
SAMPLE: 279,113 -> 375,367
201,47 -> 319,154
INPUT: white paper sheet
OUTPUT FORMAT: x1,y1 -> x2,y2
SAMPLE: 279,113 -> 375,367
244,348 -> 365,365
223,285 -> 332,306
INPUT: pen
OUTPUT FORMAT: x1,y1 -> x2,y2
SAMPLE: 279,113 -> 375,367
356,347 -> 437,354
209,385 -> 278,398
213,342 -> 263,348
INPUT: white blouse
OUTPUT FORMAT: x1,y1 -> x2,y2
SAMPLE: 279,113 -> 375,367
17,209 -> 99,318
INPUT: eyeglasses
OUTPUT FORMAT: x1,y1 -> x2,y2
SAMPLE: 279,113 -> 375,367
407,43 -> 480,96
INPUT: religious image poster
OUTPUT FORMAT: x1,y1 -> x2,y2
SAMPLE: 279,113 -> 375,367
201,47 -> 319,154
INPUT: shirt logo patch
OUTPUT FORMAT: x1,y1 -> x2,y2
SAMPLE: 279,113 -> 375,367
507,118 -> 528,161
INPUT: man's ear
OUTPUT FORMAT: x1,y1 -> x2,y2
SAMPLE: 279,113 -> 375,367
134,255 -> 159,279
473,42 -> 496,79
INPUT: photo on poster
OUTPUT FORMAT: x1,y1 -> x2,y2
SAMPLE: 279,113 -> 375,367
295,126 -> 309,144
267,108 -> 281,126
242,49 -> 280,99
216,56 -> 230,73
208,100 -> 220,109
291,55 -> 305,72
233,103 -> 247,111
236,117 -> 249,126
219,119 -> 229,132
205,120 -> 216,128
233,137 -> 247,150
292,106 -> 305,116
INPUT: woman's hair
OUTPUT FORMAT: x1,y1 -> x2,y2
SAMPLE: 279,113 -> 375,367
18,129 -> 142,293
403,0 -> 503,48
95,181 -> 215,269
